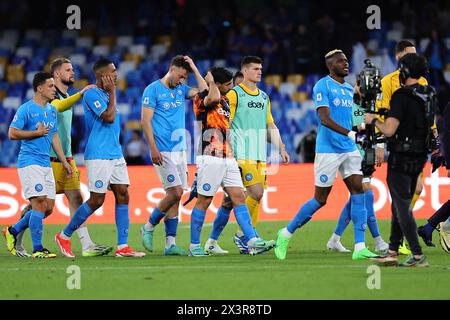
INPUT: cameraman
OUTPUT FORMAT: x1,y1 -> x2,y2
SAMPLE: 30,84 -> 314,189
365,53 -> 432,267
376,40 -> 430,255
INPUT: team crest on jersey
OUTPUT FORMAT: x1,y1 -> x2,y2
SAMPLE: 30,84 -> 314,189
245,173 -> 253,182
35,184 -> 43,192
319,174 -> 328,183
95,180 -> 103,188
202,183 -> 211,191
261,93 -> 267,100
52,111 -> 56,118
167,174 -> 175,183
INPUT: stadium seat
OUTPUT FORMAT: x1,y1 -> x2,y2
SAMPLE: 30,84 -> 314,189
6,64 -> 25,83
156,35 -> 172,47
150,44 -> 168,62
286,74 -> 304,85
264,74 -> 282,89
125,120 -> 141,131
279,82 -> 297,97
69,53 -> 87,66
124,53 -> 142,65
92,45 -> 110,57
117,79 -> 128,92
73,79 -> 89,90
73,103 -> 83,116
291,91 -> 309,103
116,36 -> 133,48
25,71 -> 38,85
3,96 -> 21,109
76,37 -> 94,48
24,30 -> 42,41
62,29 -> 79,39
16,47 -> 33,59
129,44 -> 147,56
98,36 -> 116,47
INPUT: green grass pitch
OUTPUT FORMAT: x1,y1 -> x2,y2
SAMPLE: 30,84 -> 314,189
1,220 -> 449,299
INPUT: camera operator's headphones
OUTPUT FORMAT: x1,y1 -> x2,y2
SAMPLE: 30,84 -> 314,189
398,58 -> 410,86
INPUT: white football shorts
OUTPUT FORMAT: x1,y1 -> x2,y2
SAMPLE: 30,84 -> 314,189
154,151 -> 188,191
85,157 -> 130,193
196,155 -> 244,197
314,150 -> 362,187
18,165 -> 56,200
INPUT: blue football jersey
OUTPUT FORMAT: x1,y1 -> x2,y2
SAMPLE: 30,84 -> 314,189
83,87 -> 122,160
313,75 -> 356,153
141,80 -> 190,152
9,99 -> 58,168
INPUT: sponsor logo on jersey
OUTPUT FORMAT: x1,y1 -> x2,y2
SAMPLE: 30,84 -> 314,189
217,107 -> 230,118
353,109 -> 365,116
248,101 -> 264,110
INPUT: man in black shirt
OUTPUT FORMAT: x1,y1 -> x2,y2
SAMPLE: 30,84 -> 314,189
364,53 -> 433,267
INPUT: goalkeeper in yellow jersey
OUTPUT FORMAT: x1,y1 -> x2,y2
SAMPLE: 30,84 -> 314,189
12,58 -> 112,257
376,40 -> 432,255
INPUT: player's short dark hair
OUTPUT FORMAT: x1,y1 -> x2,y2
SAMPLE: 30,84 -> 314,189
50,57 -> 71,75
399,53 -> 428,79
33,72 -> 53,92
395,40 -> 415,54
233,71 -> 243,83
170,55 -> 192,72
93,58 -> 114,73
209,67 -> 233,84
241,56 -> 263,69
